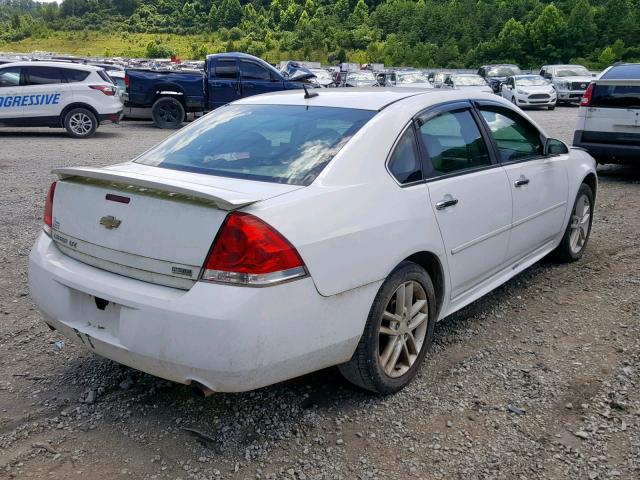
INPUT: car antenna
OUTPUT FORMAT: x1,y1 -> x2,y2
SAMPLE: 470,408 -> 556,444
303,84 -> 318,99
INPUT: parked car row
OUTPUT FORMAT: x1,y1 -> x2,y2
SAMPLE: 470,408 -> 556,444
1,51 -> 638,168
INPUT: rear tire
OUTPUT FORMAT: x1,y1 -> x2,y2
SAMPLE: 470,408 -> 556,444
551,183 -> 594,262
339,261 -> 437,394
151,97 -> 185,129
64,108 -> 97,138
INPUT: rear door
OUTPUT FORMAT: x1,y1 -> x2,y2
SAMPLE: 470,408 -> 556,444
476,103 -> 569,261
22,66 -> 72,119
0,66 -> 24,123
240,60 -> 284,98
208,58 -> 241,110
583,80 -> 640,146
420,101 -> 513,299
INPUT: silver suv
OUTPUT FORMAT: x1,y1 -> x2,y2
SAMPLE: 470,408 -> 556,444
573,63 -> 640,164
540,65 -> 594,104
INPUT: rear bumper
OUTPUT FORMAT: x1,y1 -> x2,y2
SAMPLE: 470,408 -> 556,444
28,234 -> 377,392
99,110 -> 123,124
573,130 -> 640,163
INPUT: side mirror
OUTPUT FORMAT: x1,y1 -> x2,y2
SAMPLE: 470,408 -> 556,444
544,138 -> 569,155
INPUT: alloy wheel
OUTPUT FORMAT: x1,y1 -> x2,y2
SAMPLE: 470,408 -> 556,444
569,193 -> 591,254
378,280 -> 429,378
69,113 -> 93,136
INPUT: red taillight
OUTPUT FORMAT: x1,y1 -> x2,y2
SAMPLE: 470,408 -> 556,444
89,85 -> 116,96
43,181 -> 57,235
201,212 -> 306,286
580,83 -> 594,106
124,73 -> 129,88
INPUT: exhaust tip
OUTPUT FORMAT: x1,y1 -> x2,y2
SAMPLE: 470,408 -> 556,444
190,381 -> 215,398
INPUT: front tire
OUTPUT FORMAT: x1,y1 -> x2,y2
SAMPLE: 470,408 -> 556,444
339,261 -> 437,394
151,97 -> 185,129
551,183 -> 594,262
548,105 -> 556,110
64,108 -> 97,138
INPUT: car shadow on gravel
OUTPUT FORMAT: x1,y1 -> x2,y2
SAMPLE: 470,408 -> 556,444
597,164 -> 640,182
0,130 -> 121,139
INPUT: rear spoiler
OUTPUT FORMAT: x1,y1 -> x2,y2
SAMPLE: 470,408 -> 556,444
53,166 -> 257,211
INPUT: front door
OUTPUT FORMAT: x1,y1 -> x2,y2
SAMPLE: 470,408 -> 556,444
208,58 -> 241,110
0,66 -> 24,124
477,104 -> 569,260
419,102 -> 513,299
239,59 -> 284,98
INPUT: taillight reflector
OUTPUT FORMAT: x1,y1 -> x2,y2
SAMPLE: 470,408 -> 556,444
580,83 -> 594,107
201,212 -> 306,286
43,181 -> 57,235
124,73 -> 129,88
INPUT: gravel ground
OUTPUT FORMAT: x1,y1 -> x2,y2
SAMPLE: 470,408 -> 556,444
1,106 -> 639,480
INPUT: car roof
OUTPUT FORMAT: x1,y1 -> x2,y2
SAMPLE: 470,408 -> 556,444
233,88 -> 496,111
0,61 -> 102,71
600,63 -> 640,80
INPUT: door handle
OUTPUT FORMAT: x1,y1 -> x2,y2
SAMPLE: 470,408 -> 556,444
436,197 -> 458,210
514,176 -> 530,187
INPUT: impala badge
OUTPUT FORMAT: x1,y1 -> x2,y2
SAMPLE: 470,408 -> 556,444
99,215 -> 121,230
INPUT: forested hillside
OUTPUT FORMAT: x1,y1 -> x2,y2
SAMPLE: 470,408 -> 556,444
1,0 -> 638,67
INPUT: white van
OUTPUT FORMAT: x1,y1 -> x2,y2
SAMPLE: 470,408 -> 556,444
0,61 -> 123,138
573,63 -> 640,164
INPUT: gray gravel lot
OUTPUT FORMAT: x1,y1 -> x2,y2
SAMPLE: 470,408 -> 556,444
0,106 -> 639,479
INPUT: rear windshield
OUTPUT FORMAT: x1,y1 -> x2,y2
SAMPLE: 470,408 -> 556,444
592,85 -> 640,108
97,70 -> 114,84
135,104 -> 376,185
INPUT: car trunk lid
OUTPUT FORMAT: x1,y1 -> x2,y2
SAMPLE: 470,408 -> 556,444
50,163 -> 301,289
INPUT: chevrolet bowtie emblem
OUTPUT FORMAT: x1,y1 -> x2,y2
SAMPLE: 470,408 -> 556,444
99,215 -> 122,230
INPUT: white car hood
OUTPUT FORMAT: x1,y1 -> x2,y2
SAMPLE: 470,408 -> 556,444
518,85 -> 555,94
456,85 -> 493,94
396,82 -> 433,89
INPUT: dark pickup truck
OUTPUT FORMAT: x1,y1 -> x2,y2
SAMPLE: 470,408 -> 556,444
125,52 -> 315,128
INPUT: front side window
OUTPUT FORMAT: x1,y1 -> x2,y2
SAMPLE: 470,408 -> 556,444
419,109 -> 491,176
0,67 -> 21,87
135,104 -> 376,186
25,67 -> 66,85
241,61 -> 272,81
388,127 -> 422,184
479,107 -> 543,162
213,60 -> 238,80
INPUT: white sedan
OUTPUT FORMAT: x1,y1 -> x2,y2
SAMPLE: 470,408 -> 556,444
29,89 -> 597,395
501,75 -> 557,110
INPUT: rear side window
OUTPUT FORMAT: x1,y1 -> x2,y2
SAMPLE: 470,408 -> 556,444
64,69 -> 91,83
592,85 -> 640,109
241,61 -> 272,81
213,60 -> 238,79
25,67 -> 67,85
96,70 -> 113,84
0,67 -> 21,87
388,127 -> 422,184
479,107 -> 543,162
135,104 -> 376,186
419,109 -> 491,176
